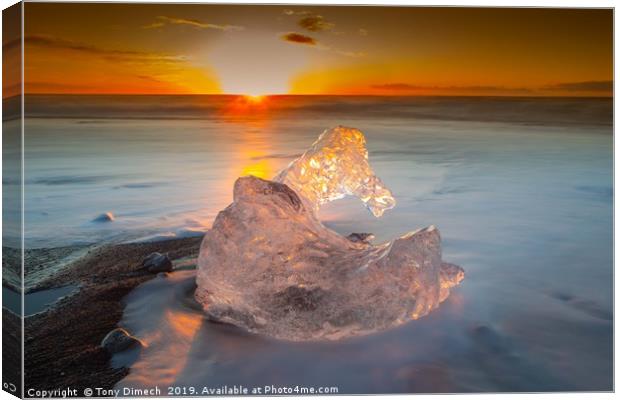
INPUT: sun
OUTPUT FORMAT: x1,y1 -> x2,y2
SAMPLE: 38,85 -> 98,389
244,94 -> 265,104
220,94 -> 270,117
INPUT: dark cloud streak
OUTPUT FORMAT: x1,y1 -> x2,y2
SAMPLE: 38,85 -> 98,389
543,80 -> 612,92
22,34 -> 186,64
281,32 -> 317,46
371,83 -> 534,93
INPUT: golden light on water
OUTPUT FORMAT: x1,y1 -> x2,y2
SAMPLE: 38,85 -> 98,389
238,124 -> 274,179
220,95 -> 271,117
241,158 -> 272,179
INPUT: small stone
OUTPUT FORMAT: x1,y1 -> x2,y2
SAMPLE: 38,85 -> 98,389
142,252 -> 173,273
92,212 -> 115,222
100,328 -> 142,354
346,232 -> 375,243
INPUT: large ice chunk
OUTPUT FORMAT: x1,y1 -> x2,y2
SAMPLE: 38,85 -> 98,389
195,127 -> 464,341
274,126 -> 396,217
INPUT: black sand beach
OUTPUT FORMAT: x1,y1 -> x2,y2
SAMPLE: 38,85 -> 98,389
16,237 -> 202,394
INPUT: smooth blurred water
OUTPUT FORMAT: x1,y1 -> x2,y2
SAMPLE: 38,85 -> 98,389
21,95 -> 612,391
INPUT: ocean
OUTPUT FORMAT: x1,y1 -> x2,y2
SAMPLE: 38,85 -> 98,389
15,95 -> 615,391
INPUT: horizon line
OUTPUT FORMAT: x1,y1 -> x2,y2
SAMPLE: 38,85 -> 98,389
3,93 -> 614,100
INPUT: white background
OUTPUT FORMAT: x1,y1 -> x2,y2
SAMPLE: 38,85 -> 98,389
0,0 -> 616,399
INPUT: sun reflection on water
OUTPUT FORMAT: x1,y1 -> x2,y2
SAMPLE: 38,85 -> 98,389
220,95 -> 270,118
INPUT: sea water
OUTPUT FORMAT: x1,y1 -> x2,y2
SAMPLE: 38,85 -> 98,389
21,95 -> 613,391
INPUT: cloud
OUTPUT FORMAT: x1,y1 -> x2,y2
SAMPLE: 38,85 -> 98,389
25,81 -> 100,93
372,81 -> 614,95
281,32 -> 317,46
334,49 -> 366,58
543,80 -> 612,92
23,34 -> 187,64
283,9 -> 335,33
371,83 -> 421,91
135,75 -> 164,82
26,35 -> 143,56
370,83 -> 533,93
358,28 -> 368,36
142,22 -> 165,29
280,32 -> 363,58
298,15 -> 334,32
3,37 -> 21,52
144,16 -> 244,31
283,9 -> 311,16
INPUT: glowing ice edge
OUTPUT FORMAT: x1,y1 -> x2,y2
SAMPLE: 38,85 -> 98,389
274,126 -> 396,217
196,126 -> 464,341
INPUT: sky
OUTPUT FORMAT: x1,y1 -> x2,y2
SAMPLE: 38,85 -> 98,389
5,3 -> 614,96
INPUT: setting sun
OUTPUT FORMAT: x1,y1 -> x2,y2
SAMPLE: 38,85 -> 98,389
245,94 -> 265,103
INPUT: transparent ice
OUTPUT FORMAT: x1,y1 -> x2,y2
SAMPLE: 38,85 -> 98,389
195,126 -> 464,341
274,126 -> 396,217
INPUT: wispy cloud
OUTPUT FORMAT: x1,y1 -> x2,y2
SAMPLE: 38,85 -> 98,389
333,48 -> 366,58
283,9 -> 312,17
3,37 -> 21,52
23,34 -> 187,64
298,15 -> 334,32
142,21 -> 166,29
143,16 -> 244,31
543,80 -> 612,92
281,8 -> 364,57
281,32 -> 317,46
283,9 -> 334,32
371,83 -> 419,91
370,83 -> 533,93
372,81 -> 613,95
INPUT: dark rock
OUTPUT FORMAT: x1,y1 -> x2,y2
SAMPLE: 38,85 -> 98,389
92,212 -> 115,223
142,252 -> 172,273
100,328 -> 142,354
346,232 -> 375,243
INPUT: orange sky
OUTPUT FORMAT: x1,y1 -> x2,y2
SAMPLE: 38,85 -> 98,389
4,4 -> 613,96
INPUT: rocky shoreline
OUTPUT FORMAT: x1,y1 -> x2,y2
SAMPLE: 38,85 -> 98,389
20,236 -> 202,394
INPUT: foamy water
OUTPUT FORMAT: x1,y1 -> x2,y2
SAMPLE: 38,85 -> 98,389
17,95 -> 613,391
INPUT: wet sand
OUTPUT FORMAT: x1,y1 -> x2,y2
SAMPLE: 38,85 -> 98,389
21,237 -> 202,394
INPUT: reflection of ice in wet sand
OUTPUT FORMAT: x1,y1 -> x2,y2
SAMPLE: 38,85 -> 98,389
115,269 -> 588,392
114,271 -> 206,389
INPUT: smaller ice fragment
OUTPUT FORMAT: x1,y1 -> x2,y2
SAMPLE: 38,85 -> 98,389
274,126 -> 396,217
